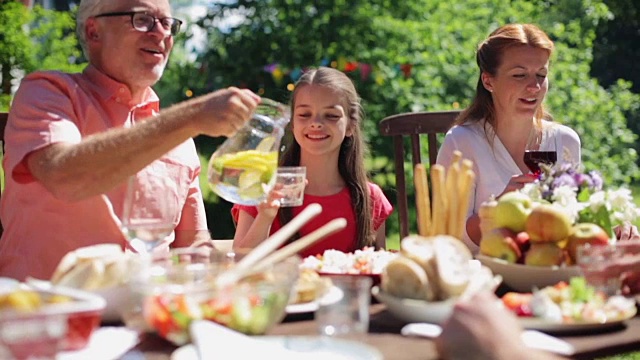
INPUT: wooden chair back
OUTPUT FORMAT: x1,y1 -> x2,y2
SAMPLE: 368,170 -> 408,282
0,112 -> 7,236
378,110 -> 460,239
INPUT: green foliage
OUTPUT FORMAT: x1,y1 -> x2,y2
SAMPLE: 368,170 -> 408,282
0,2 -> 83,111
166,0 -> 640,240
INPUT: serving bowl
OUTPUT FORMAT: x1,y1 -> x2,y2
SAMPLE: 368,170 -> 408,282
0,280 -> 105,358
371,286 -> 456,324
136,247 -> 300,345
476,254 -> 581,292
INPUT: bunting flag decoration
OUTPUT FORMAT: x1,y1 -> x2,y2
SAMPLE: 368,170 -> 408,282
261,58 -> 414,89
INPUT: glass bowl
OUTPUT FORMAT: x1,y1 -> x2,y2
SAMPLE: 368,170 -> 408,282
0,281 -> 106,358
136,247 -> 300,345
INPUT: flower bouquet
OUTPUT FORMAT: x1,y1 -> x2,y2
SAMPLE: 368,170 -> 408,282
520,163 -> 640,239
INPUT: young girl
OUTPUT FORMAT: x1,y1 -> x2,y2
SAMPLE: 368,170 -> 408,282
232,67 -> 393,257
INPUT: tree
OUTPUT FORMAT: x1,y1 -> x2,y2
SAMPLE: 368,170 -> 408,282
170,0 -> 639,242
0,1 -> 83,110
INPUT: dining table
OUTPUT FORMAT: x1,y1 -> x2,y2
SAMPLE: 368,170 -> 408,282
118,300 -> 640,359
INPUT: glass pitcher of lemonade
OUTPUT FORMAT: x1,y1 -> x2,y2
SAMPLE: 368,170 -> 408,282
208,98 -> 290,205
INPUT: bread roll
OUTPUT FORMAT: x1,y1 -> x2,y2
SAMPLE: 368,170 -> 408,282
51,244 -> 128,290
382,257 -> 436,301
433,235 -> 473,298
400,235 -> 440,296
293,269 -> 332,304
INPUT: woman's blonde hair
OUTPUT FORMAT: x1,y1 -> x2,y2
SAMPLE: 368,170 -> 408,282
455,23 -> 555,138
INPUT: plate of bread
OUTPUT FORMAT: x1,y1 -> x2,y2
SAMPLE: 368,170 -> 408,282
374,235 -> 500,324
286,268 -> 336,314
46,244 -> 141,322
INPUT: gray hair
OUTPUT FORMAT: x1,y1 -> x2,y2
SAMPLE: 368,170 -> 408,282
76,0 -> 108,61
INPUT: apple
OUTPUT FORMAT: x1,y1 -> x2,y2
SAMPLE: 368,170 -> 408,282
524,204 -> 572,243
524,243 -> 566,266
494,192 -> 533,232
480,228 -> 522,263
514,231 -> 531,255
566,223 -> 610,262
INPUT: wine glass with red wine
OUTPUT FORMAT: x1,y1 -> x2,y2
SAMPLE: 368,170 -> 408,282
524,146 -> 557,177
524,150 -> 556,177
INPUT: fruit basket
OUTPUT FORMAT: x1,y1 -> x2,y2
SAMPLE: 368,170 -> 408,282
0,280 -> 106,358
476,254 -> 580,292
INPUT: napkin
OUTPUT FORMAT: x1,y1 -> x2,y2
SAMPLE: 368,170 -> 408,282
191,321 -> 299,360
57,327 -> 139,360
401,323 -> 575,356
191,321 -> 360,360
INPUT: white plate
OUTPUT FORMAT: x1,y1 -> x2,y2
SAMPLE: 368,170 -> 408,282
371,286 -> 456,324
285,285 -> 343,314
171,336 -> 383,360
518,308 -> 637,334
93,284 -> 130,322
476,254 -> 581,292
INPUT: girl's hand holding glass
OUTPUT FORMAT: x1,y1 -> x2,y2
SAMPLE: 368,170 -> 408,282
256,184 -> 285,220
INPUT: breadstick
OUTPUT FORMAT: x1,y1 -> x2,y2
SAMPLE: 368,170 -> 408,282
445,162 -> 460,236
430,165 -> 447,236
461,159 -> 474,174
414,164 -> 431,237
455,169 -> 476,240
451,150 -> 462,165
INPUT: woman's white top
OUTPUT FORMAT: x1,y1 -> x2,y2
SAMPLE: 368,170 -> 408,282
436,120 -> 581,253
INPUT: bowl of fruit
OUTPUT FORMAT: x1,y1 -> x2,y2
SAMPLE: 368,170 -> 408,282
477,192 -> 611,292
137,247 -> 299,345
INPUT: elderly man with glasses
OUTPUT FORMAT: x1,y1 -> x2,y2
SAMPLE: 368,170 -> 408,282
0,0 -> 260,281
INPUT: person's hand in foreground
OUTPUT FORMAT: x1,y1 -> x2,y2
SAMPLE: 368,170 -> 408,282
614,221 -> 640,242
435,291 -> 561,360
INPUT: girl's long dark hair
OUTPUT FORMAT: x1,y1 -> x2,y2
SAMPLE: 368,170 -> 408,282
279,67 -> 375,249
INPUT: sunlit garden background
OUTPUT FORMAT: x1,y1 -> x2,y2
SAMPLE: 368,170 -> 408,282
1,0 -> 640,253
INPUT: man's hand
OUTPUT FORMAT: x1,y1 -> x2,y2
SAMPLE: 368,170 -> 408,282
196,87 -> 261,138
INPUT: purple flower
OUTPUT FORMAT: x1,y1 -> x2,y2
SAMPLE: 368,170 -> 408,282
553,173 -> 578,189
573,172 -> 591,189
588,171 -> 603,191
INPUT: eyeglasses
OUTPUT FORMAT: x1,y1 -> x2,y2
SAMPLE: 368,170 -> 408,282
94,11 -> 183,36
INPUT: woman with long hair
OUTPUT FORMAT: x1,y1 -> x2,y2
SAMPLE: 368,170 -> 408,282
437,23 -> 581,252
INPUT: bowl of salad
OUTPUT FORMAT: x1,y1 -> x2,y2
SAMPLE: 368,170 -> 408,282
137,247 -> 299,345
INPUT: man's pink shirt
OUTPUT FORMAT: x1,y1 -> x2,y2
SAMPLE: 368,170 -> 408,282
0,65 -> 207,281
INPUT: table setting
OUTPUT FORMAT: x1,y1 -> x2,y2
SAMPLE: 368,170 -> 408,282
1,138 -> 640,360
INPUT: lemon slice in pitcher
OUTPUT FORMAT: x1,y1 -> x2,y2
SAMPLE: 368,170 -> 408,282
256,137 -> 276,152
239,170 -> 263,191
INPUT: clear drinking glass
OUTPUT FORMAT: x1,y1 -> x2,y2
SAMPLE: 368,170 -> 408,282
275,166 -> 306,207
576,243 -> 624,296
208,98 -> 290,206
316,276 -> 372,337
120,168 -> 178,254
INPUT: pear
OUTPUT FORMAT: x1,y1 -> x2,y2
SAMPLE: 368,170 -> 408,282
478,199 -> 499,238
